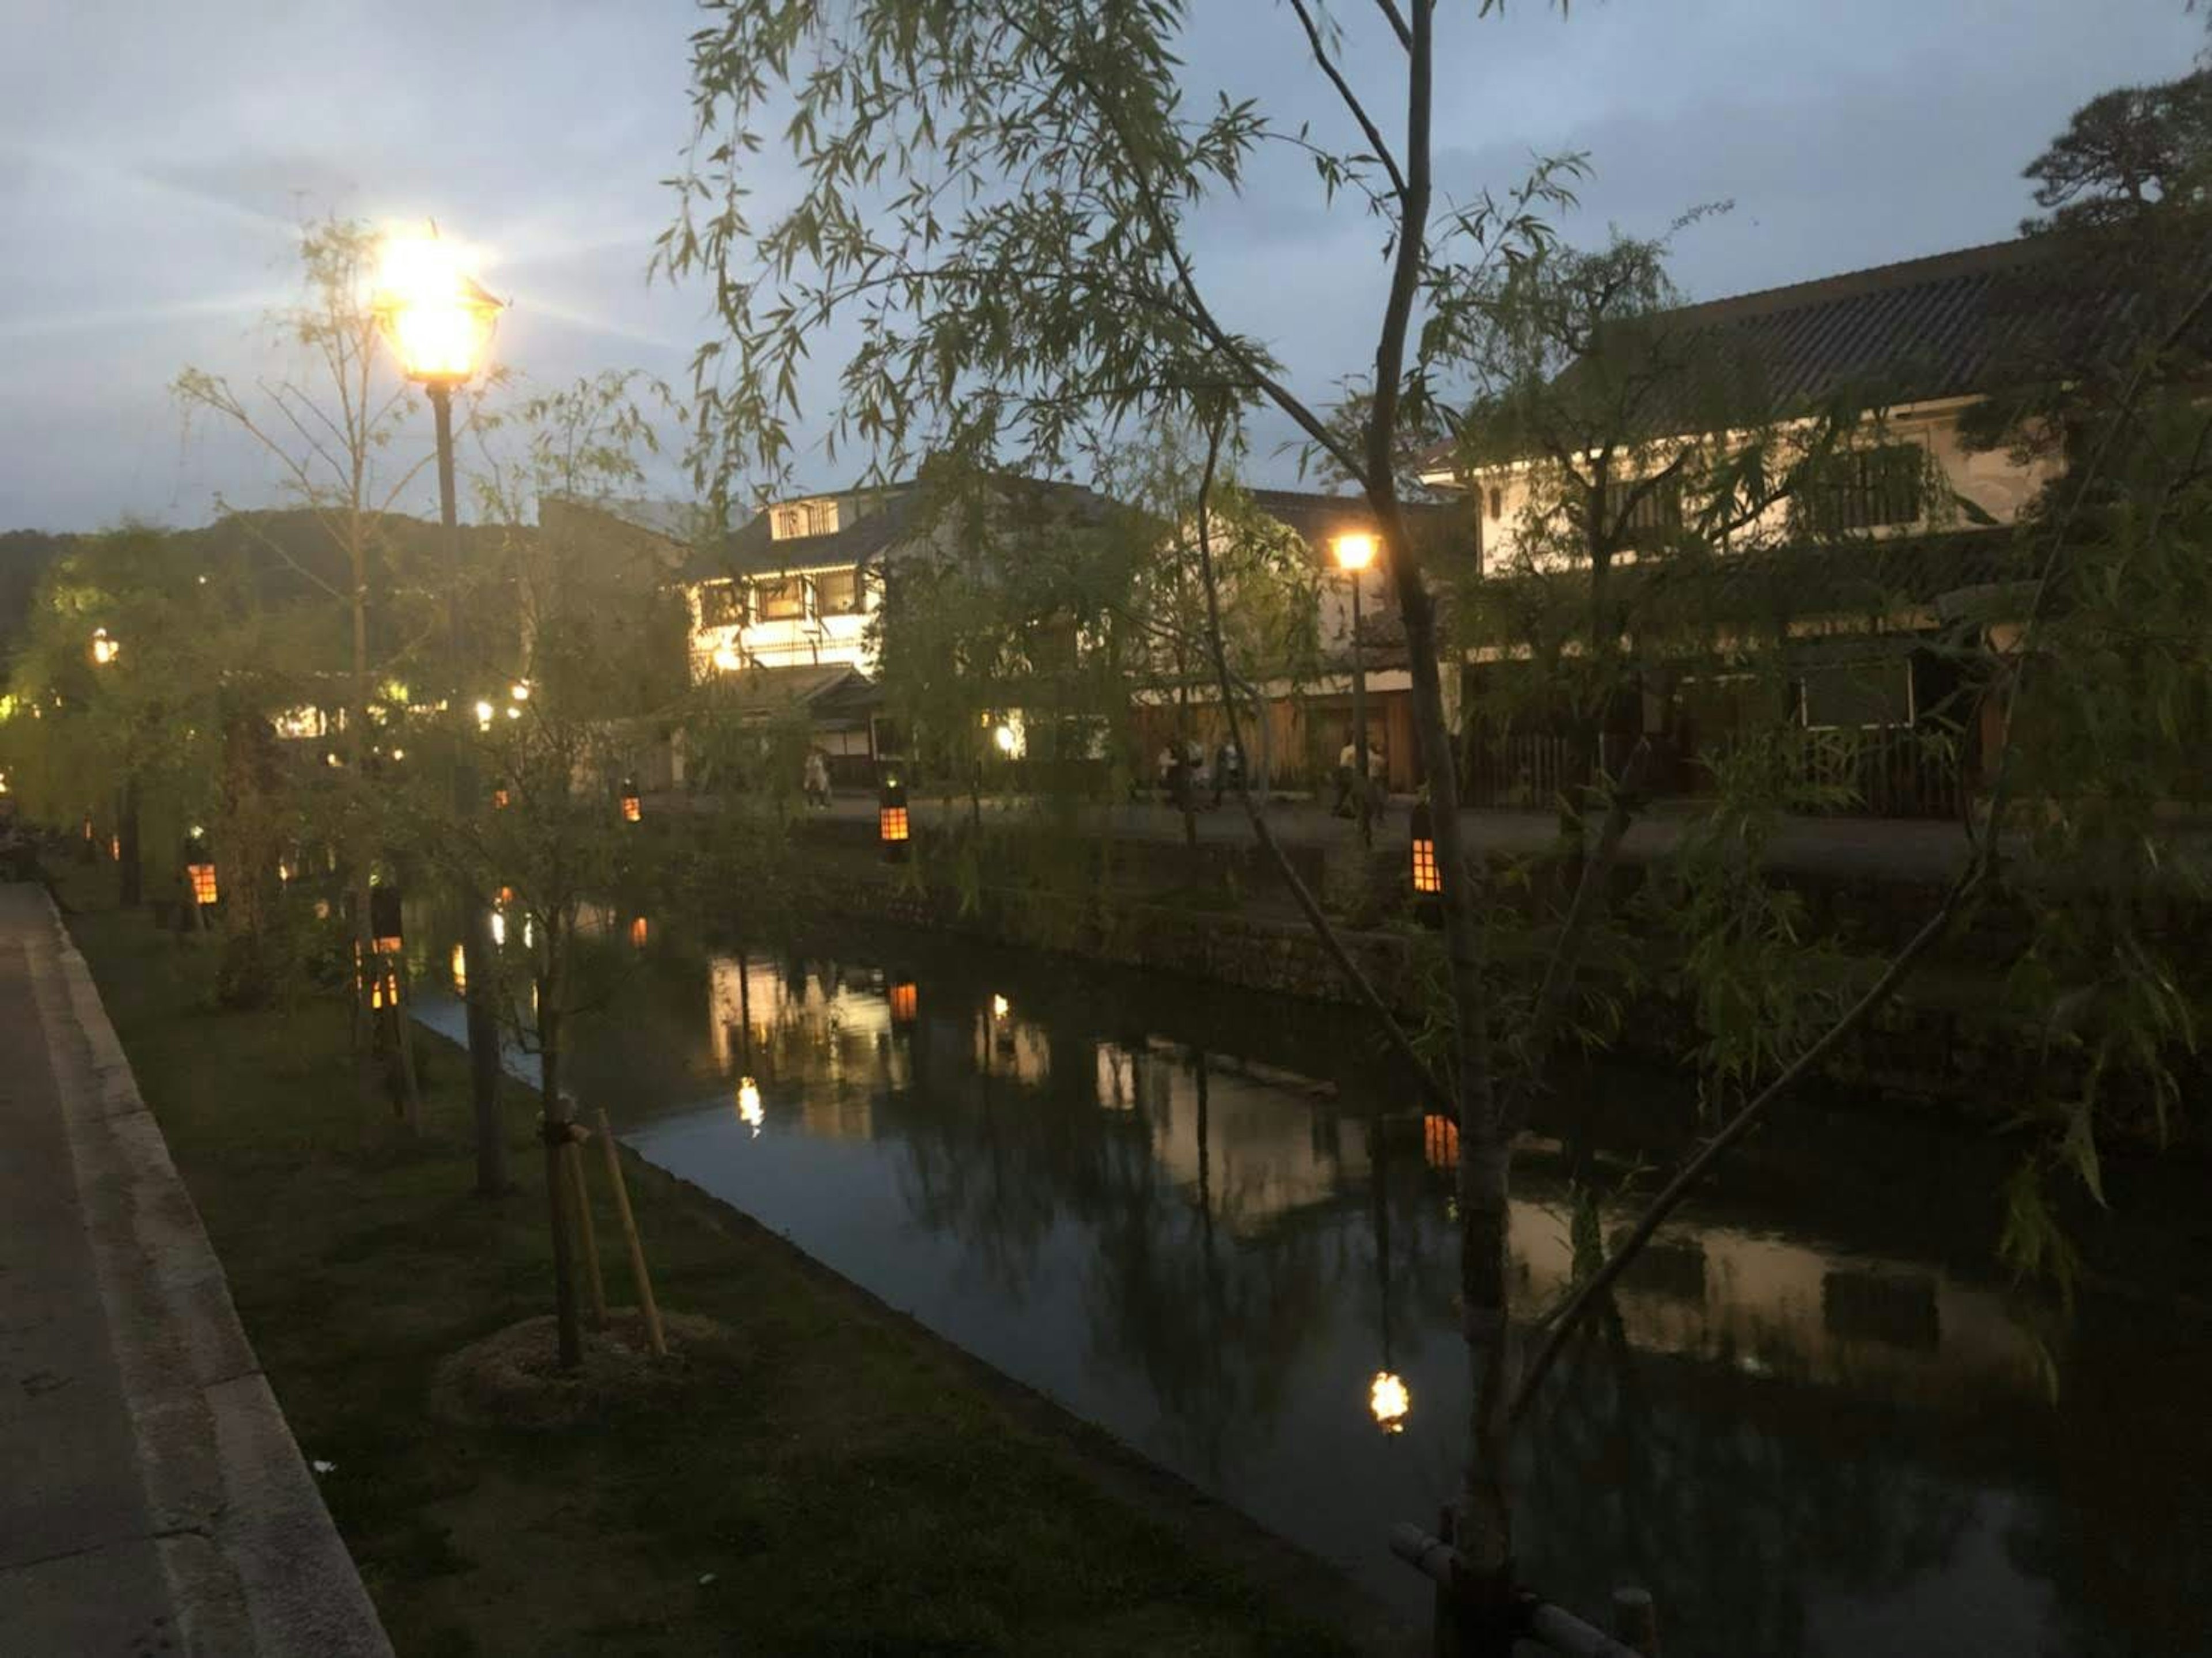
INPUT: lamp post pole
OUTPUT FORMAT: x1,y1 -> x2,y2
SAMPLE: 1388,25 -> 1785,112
430,380 -> 506,1194
1348,567 -> 1372,849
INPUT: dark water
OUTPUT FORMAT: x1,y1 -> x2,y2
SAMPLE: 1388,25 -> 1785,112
418,912 -> 2212,1656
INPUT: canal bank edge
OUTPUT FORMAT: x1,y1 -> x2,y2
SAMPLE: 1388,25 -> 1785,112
38,897 -> 393,1657
789,833 -> 2180,1134
630,1152 -> 1425,1658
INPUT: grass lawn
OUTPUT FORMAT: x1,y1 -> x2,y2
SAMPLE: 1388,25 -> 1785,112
59,877 -> 1368,1657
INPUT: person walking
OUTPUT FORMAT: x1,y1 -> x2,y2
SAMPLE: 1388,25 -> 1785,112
803,748 -> 832,810
1332,734 -> 1358,817
1213,737 -> 1243,807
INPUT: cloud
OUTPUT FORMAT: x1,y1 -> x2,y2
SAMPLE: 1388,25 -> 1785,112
0,0 -> 2203,528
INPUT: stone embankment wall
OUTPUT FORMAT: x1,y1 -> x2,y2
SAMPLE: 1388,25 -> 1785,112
787,817 -> 2203,1134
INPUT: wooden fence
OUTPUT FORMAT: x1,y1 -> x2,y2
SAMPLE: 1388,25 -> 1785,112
1462,727 -> 1967,822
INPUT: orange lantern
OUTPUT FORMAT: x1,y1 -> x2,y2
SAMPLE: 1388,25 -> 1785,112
186,862 -> 218,906
1423,1111 -> 1459,1173
1408,798 -> 1441,927
889,980 -> 918,1025
628,916 -> 650,950
619,777 -> 642,823
879,776 -> 910,863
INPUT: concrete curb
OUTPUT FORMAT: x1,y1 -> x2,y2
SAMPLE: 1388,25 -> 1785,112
35,900 -> 392,1657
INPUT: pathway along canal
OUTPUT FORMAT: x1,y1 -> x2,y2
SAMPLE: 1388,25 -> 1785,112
416,912 -> 2212,1656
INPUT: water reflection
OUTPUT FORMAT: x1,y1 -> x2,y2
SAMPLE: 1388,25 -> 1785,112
522,929 -> 2212,1657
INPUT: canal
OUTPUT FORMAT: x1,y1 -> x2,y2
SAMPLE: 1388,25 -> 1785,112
419,912 -> 2212,1656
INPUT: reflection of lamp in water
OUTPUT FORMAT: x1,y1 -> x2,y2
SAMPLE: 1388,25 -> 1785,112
450,943 -> 467,993
1368,1369 -> 1410,1434
737,1076 -> 763,1136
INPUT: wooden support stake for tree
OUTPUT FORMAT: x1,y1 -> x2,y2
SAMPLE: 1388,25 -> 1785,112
389,980 -> 424,1136
566,1137 -> 607,1329
592,1101 -> 665,1356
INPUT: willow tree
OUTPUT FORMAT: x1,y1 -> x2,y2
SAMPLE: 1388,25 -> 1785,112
174,219 -> 462,1078
660,12 -> 2212,1647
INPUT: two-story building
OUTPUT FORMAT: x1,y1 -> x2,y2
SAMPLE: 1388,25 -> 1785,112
1420,237 -> 2116,814
558,475 -> 1110,786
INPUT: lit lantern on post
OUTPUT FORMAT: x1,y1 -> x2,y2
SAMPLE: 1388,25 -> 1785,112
1408,797 -> 1442,928
353,942 -> 400,1011
491,780 -> 510,810
89,627 -> 119,667
878,775 -> 910,863
370,884 -> 404,957
628,915 -> 650,951
889,980 -> 918,1026
619,777 -> 642,824
183,830 -> 218,908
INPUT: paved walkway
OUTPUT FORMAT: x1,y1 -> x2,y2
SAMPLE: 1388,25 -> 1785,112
0,888 -> 389,1656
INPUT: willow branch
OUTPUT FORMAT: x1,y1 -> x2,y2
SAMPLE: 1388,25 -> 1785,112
1509,261 -> 2212,1429
1190,420 -> 1449,1109
1501,735 -> 1651,1132
1287,0 -> 1408,199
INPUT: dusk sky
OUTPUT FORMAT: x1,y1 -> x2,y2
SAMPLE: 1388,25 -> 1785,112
3,0 -> 2202,533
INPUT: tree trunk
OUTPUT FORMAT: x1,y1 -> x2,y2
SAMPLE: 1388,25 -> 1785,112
539,939 -> 583,1371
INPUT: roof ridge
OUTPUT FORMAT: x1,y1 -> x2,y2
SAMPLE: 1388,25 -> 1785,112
1665,238 -> 2044,328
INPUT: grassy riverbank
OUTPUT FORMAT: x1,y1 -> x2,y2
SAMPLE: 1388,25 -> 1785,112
59,877 -> 1370,1657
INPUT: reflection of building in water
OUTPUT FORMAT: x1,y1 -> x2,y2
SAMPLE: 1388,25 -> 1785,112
973,997 -> 1052,1085
1507,1201 -> 2046,1403
1095,1039 -> 1363,1236
703,953 -> 902,1137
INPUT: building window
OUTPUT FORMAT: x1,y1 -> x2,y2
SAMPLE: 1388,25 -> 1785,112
813,567 -> 861,616
698,581 -> 745,628
1800,444 -> 1925,534
1599,475 -> 1684,549
757,576 -> 806,620
770,498 -> 840,541
1487,486 -> 1502,521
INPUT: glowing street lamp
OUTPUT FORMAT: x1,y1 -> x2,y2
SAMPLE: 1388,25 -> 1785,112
370,232 -> 503,386
90,627 -> 118,667
373,226 -> 506,1193
1332,530 -> 1378,848
619,777 -> 643,824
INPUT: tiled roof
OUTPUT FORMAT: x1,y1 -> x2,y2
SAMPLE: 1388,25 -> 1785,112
679,475 -> 1112,583
1429,236 -> 2169,474
1636,239 -> 2100,411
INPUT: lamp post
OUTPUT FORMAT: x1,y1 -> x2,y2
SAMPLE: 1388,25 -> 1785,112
372,227 -> 508,1194
1332,531 -> 1377,848
90,627 -> 139,906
